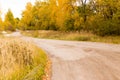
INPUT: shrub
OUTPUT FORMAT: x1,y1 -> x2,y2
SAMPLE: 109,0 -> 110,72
92,19 -> 120,36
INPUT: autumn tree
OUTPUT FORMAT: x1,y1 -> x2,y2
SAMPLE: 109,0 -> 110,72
56,0 -> 76,31
19,2 -> 33,30
36,2 -> 50,30
19,0 -> 120,36
4,9 -> 15,31
0,11 -> 3,31
0,18 -> 3,31
48,0 -> 58,30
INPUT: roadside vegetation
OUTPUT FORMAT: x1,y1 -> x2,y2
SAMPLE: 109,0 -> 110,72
22,30 -> 120,44
0,0 -> 120,37
0,0 -> 120,44
18,0 -> 120,37
0,38 -> 48,80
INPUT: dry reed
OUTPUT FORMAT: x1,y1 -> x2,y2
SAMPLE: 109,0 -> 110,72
0,38 -> 46,80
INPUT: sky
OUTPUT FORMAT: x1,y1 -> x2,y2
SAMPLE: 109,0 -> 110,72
0,0 -> 35,19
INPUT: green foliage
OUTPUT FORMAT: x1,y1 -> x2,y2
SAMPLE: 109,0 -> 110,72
64,18 -> 74,31
15,18 -> 20,29
92,19 -> 120,36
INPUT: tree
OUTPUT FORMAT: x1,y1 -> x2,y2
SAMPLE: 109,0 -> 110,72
0,11 -> 3,31
20,2 -> 33,30
15,17 -> 20,29
19,0 -> 120,36
76,0 -> 89,22
56,0 -> 75,31
89,0 -> 120,36
4,9 -> 15,31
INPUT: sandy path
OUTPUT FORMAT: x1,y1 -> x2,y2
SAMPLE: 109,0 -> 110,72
12,32 -> 120,80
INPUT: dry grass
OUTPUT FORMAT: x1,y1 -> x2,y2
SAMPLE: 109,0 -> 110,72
22,30 -> 120,44
0,38 -> 48,80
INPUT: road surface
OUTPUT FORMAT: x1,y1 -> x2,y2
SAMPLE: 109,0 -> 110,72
11,32 -> 120,80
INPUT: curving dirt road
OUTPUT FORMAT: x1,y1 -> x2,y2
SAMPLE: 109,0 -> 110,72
12,32 -> 120,80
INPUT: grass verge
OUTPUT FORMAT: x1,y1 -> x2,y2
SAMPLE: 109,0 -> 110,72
21,30 -> 120,44
0,38 -> 50,80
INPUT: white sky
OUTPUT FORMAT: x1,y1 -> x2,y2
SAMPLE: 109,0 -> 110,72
0,0 -> 36,19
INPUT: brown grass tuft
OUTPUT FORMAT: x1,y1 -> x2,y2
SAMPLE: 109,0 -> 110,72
0,38 -> 48,80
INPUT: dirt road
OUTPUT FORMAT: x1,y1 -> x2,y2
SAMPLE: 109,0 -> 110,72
12,32 -> 120,80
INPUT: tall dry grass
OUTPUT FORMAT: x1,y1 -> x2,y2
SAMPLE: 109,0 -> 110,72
22,30 -> 120,44
0,38 -> 47,80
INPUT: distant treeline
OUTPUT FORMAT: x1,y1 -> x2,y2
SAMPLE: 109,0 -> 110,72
0,0 -> 120,36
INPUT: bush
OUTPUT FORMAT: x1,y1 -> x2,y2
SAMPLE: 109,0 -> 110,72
63,18 -> 74,31
92,19 -> 120,36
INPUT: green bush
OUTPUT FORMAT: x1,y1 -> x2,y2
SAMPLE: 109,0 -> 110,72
92,19 -> 120,36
